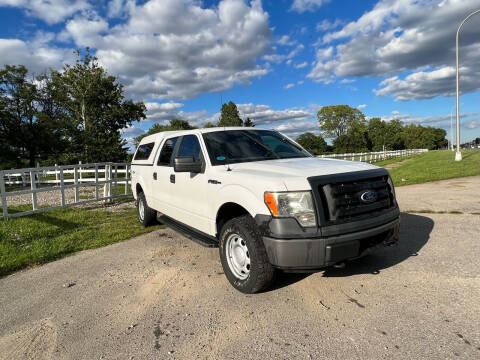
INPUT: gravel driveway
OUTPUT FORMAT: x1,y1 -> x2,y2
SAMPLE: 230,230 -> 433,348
1,178 -> 479,359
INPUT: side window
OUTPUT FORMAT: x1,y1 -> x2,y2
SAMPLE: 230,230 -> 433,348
177,135 -> 202,162
157,137 -> 179,166
134,142 -> 155,160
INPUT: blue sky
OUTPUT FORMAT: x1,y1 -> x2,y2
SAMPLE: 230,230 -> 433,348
1,0 -> 479,147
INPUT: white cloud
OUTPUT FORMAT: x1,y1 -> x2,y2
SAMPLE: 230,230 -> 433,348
284,83 -> 295,89
316,19 -> 343,32
294,61 -> 308,69
290,0 -> 330,13
357,104 -> 367,109
262,44 -> 304,65
374,65 -> 480,101
464,119 -> 480,130
237,103 -> 313,126
297,80 -> 304,85
274,120 -> 319,138
308,0 -> 480,100
0,37 -> 73,73
380,111 -> 480,129
60,0 -> 272,100
0,0 -> 90,24
277,35 -> 297,46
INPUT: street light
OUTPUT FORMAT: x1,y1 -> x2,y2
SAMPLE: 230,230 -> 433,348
455,8 -> 480,161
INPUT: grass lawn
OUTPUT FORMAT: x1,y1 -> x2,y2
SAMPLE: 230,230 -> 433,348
0,202 -> 163,276
381,150 -> 480,186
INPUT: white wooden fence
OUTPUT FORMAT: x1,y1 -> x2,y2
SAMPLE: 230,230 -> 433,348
318,149 -> 428,162
0,162 -> 131,220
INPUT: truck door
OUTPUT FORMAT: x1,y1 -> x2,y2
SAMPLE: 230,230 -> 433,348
169,134 -> 210,234
151,135 -> 180,214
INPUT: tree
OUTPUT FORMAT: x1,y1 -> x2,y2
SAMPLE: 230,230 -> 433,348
134,118 -> 196,145
333,121 -> 369,153
0,65 -> 68,167
203,122 -> 216,128
243,117 -> 255,127
401,124 -> 447,150
296,132 -> 327,155
50,49 -> 146,163
317,105 -> 366,138
218,101 -> 243,127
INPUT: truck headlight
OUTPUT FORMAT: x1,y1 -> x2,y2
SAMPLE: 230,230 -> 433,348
264,191 -> 317,227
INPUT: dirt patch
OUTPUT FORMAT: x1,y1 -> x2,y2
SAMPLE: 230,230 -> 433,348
383,158 -> 414,169
0,319 -> 57,360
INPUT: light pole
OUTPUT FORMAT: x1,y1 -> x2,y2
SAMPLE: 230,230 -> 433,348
455,8 -> 480,161
450,105 -> 455,151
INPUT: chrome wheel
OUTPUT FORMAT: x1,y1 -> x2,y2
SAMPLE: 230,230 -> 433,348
226,233 -> 250,280
138,198 -> 145,221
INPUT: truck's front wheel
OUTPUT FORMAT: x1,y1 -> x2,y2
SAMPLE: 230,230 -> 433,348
136,192 -> 157,227
219,215 -> 276,293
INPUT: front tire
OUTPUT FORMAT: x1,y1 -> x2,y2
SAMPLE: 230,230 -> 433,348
136,192 -> 157,227
219,215 -> 276,293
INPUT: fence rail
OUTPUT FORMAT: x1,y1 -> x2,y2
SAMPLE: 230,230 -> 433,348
1,162 -> 132,220
318,149 -> 428,162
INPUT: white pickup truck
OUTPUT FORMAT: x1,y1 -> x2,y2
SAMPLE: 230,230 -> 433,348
131,128 -> 400,293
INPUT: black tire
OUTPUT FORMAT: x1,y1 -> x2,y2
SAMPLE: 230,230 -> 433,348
219,215 -> 276,293
136,192 -> 157,227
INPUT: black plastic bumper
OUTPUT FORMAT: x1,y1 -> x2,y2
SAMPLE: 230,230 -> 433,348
262,217 -> 400,270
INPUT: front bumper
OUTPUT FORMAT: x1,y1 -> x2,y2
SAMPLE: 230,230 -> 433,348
262,217 -> 400,270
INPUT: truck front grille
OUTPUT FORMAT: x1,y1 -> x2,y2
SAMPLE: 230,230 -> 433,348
308,170 -> 395,226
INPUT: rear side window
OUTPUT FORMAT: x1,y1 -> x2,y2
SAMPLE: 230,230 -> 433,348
134,142 -> 155,160
177,135 -> 202,162
158,137 -> 179,166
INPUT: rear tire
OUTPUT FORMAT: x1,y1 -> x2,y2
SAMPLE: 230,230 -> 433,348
219,215 -> 276,293
137,192 -> 157,227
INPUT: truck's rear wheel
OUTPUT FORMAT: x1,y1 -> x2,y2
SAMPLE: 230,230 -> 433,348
137,192 -> 157,227
219,215 -> 276,293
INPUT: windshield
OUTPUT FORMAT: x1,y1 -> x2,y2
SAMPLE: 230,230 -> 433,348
202,130 -> 311,165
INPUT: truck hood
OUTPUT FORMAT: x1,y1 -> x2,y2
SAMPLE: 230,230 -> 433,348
229,157 -> 380,191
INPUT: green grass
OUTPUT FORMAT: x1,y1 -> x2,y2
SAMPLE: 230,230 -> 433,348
381,150 -> 480,186
0,202 -> 162,276
372,154 -> 422,167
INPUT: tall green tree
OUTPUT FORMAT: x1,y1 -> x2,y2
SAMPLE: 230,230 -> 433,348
134,118 -> 195,145
0,65 -> 68,167
218,101 -> 243,127
296,132 -> 327,155
317,105 -> 366,138
50,50 -> 146,163
333,121 -> 369,153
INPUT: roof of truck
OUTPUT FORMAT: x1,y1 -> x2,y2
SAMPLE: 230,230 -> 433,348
138,127 -> 274,145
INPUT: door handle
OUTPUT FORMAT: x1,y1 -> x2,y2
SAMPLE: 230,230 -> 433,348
153,172 -> 157,180
170,174 -> 175,184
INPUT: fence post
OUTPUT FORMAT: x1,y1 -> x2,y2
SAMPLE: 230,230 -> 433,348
55,164 -> 59,185
95,165 -> 99,200
124,164 -> 129,195
30,170 -> 38,211
60,167 -> 65,207
0,171 -> 7,219
109,164 -> 113,202
74,166 -> 79,203
79,161 -> 82,181
114,165 -> 118,197
103,164 -> 111,203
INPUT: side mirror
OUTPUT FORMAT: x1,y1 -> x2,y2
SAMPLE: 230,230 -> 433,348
174,156 -> 202,173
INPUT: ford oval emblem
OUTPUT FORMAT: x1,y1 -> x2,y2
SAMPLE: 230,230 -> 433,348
360,190 -> 377,203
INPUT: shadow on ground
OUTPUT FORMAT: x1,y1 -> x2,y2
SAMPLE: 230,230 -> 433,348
271,212 -> 434,289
